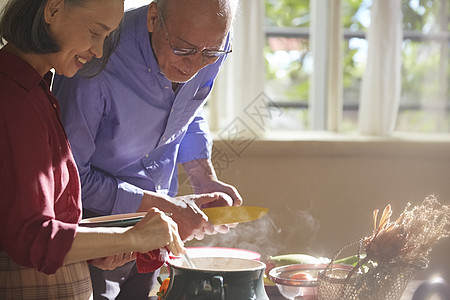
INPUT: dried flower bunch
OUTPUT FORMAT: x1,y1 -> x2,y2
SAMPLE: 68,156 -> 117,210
364,195 -> 450,264
317,196 -> 450,300
363,203 -> 410,262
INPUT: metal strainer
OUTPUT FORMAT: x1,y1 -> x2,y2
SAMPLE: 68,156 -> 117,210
316,240 -> 427,300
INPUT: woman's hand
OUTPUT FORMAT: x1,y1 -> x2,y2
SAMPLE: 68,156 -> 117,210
89,252 -> 136,270
127,208 -> 185,256
67,209 -> 183,265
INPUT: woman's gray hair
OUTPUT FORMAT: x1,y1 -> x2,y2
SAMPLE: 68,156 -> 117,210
0,0 -> 122,77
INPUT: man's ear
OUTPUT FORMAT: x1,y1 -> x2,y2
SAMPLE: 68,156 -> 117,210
44,0 -> 64,24
147,2 -> 158,33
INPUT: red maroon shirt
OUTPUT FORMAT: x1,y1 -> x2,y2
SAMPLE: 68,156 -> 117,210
0,49 -> 81,275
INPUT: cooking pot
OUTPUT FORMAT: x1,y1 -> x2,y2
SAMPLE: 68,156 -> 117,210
164,257 -> 270,300
170,247 -> 261,261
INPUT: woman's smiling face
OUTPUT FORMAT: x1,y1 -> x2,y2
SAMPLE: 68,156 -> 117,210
45,0 -> 124,78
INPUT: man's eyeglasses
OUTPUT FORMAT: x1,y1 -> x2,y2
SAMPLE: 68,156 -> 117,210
158,10 -> 232,59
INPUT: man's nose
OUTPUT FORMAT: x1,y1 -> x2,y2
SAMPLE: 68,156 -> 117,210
182,53 -> 215,72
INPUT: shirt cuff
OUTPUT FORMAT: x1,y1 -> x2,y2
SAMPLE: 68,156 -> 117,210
178,132 -> 212,164
177,139 -> 211,163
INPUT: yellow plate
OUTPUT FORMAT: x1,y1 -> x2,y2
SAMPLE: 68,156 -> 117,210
202,206 -> 269,225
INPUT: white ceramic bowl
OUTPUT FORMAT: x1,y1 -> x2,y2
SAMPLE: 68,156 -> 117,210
268,263 -> 352,300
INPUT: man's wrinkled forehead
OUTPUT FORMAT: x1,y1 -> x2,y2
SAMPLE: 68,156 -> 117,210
162,0 -> 237,24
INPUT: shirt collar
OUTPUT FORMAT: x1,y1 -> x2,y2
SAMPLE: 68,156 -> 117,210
135,6 -> 160,75
147,32 -> 159,73
0,49 -> 49,91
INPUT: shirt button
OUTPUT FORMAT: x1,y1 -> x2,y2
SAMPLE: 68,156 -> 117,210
171,108 -> 174,113
53,103 -> 57,109
157,185 -> 161,190
145,153 -> 149,158
165,86 -> 169,89
148,68 -> 151,72
162,137 -> 166,142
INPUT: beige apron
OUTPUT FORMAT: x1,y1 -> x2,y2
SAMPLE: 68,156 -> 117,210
0,249 -> 93,300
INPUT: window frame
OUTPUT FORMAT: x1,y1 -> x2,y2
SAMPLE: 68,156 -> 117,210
264,0 -> 450,132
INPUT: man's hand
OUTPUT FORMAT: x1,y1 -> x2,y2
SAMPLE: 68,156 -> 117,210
191,179 -> 243,207
175,192 -> 237,240
138,192 -> 214,241
139,191 -> 237,241
182,159 -> 243,206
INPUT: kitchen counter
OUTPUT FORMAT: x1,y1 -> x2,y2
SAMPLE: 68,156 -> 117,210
151,275 -> 429,299
265,280 -> 424,300
150,281 -> 428,300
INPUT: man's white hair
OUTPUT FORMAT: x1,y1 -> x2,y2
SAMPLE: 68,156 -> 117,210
155,0 -> 239,23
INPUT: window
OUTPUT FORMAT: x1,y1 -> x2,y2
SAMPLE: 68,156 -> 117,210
264,0 -> 450,133
265,0 -> 311,130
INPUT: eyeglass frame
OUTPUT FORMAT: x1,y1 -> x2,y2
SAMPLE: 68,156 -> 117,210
157,9 -> 232,59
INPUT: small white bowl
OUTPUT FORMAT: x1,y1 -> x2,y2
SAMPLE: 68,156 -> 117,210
268,263 -> 352,300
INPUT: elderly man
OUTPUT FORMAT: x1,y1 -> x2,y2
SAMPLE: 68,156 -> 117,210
53,0 -> 241,299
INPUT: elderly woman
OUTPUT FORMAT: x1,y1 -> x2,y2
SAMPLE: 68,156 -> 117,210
0,0 -> 185,299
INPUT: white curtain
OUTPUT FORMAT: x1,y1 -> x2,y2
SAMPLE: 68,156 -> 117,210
207,0 -> 266,137
358,0 -> 403,136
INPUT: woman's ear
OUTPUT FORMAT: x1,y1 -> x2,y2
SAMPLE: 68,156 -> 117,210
44,0 -> 64,24
147,2 -> 158,33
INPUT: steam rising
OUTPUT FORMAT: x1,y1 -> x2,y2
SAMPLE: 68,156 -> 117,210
187,206 -> 321,261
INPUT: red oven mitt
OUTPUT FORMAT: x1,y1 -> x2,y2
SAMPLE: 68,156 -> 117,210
136,247 -> 169,273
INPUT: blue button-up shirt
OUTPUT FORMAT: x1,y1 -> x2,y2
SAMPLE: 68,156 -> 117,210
53,5 -> 229,215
